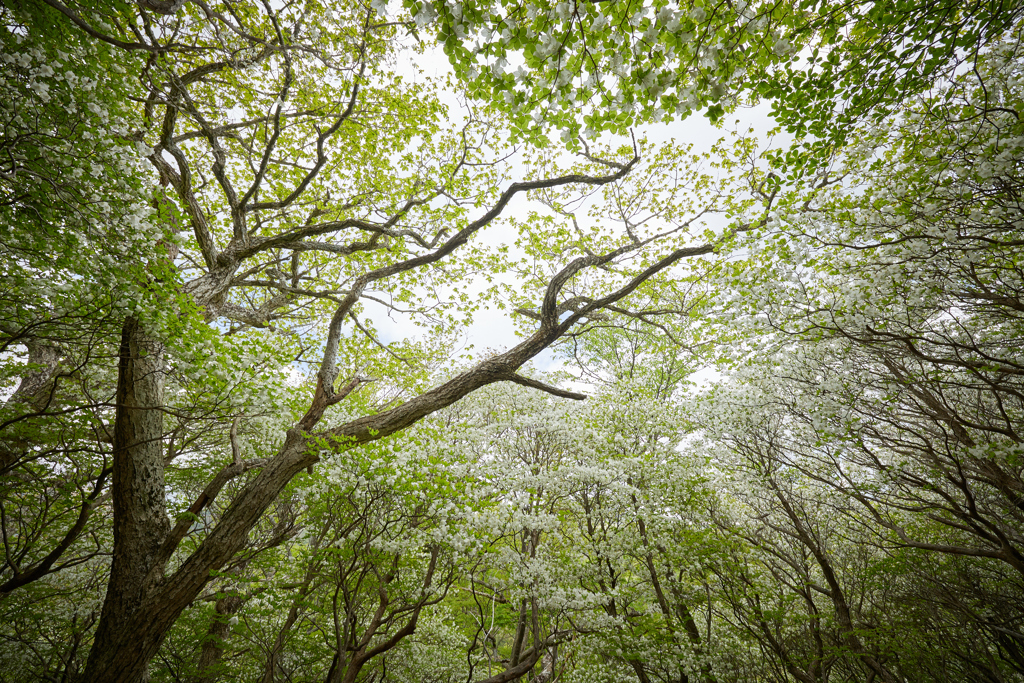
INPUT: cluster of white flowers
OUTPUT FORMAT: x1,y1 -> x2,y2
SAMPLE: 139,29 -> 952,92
0,29 -> 172,365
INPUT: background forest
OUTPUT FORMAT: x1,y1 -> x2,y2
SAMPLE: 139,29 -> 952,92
1,0 -> 1023,681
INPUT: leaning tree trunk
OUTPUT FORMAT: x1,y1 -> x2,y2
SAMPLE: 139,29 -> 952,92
75,307 -> 615,682
84,317 -> 170,683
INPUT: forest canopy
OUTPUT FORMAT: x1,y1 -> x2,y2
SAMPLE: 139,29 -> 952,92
1,0 -> 1023,682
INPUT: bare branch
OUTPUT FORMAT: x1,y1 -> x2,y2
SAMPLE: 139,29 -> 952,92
506,374 -> 587,401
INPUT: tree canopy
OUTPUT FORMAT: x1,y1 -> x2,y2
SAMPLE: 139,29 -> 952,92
1,0 -> 1023,682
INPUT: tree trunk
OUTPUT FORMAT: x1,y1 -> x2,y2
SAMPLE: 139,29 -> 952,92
9,337 -> 62,408
192,593 -> 245,683
77,321 -> 593,682
773,485 -> 899,683
84,317 -> 169,683
1,338 -> 63,473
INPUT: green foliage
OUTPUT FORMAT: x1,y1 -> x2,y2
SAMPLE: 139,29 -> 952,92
2,0 -> 1023,681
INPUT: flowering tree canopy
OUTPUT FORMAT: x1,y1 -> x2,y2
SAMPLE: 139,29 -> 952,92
1,1 -> 1023,682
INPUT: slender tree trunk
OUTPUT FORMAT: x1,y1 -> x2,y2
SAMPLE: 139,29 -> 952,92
628,659 -> 653,683
324,652 -> 343,683
773,486 -> 898,683
261,570 -> 315,683
192,593 -> 245,683
84,317 -> 169,683
631,499 -> 715,683
510,598 -> 529,667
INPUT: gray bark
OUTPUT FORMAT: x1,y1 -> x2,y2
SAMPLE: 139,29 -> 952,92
9,338 -> 62,408
84,317 -> 169,683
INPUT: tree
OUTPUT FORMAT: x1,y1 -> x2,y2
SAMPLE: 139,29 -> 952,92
5,0 -> 1024,681
717,16 -> 1024,580
413,0 -> 1022,155
0,1 -> 753,681
680,18 -> 1024,682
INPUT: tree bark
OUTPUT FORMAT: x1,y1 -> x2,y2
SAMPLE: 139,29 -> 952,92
84,317 -> 170,683
1,338 -> 63,473
9,338 -> 62,409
